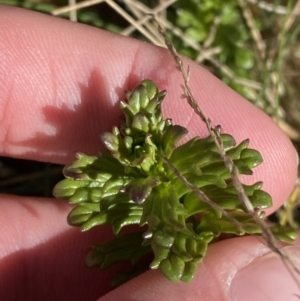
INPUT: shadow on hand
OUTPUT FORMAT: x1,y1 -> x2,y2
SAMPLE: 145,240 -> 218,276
11,68 -> 125,164
9,64 -> 171,165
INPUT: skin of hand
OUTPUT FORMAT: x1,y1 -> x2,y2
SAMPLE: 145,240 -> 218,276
0,5 -> 299,301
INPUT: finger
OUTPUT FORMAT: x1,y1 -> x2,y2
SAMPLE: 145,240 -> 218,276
0,6 -> 290,165
99,236 -> 300,301
0,195 -> 125,300
0,6 -> 297,211
0,7 -> 297,301
1,195 -> 299,301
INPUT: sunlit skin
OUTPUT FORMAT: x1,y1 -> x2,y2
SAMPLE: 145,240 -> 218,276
0,6 -> 299,301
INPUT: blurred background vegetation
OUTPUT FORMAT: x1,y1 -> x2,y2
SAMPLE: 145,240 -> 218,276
1,0 -> 300,227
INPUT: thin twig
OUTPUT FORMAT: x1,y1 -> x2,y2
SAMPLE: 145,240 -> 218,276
122,0 -> 176,39
122,0 -> 167,45
285,0 -> 300,32
246,0 -> 300,15
68,0 -> 77,22
105,0 -> 164,46
203,15 -> 222,49
52,0 -> 105,15
162,155 -> 244,232
52,0 -> 164,46
152,15 -> 300,292
155,15 -> 262,90
238,0 -> 266,61
131,2 -> 262,95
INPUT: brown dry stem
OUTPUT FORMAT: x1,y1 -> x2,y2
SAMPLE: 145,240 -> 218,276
151,15 -> 300,294
161,154 -> 244,233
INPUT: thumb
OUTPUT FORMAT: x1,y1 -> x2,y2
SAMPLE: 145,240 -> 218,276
98,236 -> 300,301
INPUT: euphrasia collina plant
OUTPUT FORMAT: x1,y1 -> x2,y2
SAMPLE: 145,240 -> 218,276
53,79 -> 296,284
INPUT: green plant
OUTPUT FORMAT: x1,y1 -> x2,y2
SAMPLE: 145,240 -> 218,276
172,1 -> 255,78
53,79 -> 296,284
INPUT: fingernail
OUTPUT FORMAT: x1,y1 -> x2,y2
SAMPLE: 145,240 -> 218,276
230,246 -> 300,301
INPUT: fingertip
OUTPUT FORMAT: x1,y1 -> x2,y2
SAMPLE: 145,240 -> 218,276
98,237 -> 300,301
230,245 -> 300,301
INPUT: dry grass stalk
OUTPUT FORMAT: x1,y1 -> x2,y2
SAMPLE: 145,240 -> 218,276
152,15 -> 300,293
285,0 -> 300,33
238,0 -> 266,61
162,155 -> 244,232
68,0 -> 77,22
52,0 -> 105,15
52,0 -> 265,99
122,0 -> 176,41
247,0 -> 300,15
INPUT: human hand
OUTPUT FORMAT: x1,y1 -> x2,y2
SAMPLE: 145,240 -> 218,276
0,6 -> 299,301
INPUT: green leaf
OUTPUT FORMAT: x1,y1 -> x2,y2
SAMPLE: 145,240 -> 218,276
226,139 -> 249,159
270,224 -> 298,244
53,178 -> 82,199
101,132 -> 119,152
160,255 -> 185,282
153,229 -> 176,248
67,203 -> 99,226
86,231 -> 148,269
197,211 -> 262,236
171,234 -> 193,261
81,202 -> 143,231
161,124 -> 188,158
150,243 -> 170,269
132,113 -> 150,132
181,261 -> 197,282
112,215 -> 142,234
